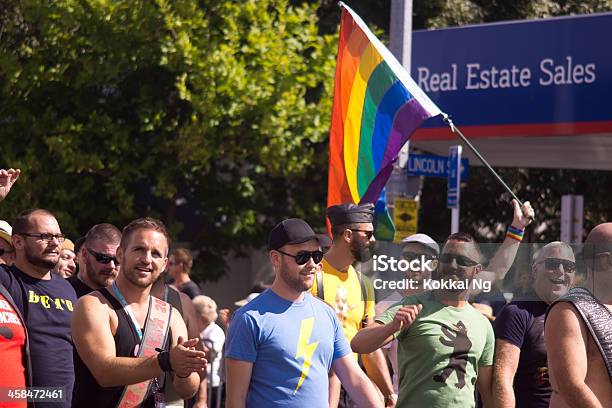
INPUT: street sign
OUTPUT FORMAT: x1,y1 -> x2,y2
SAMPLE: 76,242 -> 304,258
393,197 -> 419,242
407,153 -> 470,179
447,146 -> 462,209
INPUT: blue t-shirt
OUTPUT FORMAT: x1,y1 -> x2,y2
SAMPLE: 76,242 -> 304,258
0,264 -> 77,408
225,289 -> 351,407
493,293 -> 551,408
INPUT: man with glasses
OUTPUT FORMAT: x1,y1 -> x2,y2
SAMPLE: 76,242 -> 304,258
545,223 -> 612,408
68,223 -> 121,297
352,232 -> 496,408
0,219 -> 16,265
313,203 -> 395,407
225,218 -> 382,407
0,207 -> 78,408
375,234 -> 440,395
493,242 -> 576,408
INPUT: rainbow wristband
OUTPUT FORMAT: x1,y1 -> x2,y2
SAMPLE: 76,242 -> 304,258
506,225 -> 524,241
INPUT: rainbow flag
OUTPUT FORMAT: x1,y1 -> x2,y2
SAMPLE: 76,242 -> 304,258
327,3 -> 441,240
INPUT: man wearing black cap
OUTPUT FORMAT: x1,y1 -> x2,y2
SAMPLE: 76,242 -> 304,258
313,203 -> 396,407
225,218 -> 382,408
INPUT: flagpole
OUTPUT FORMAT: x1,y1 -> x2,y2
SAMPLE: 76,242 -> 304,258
441,113 -> 524,207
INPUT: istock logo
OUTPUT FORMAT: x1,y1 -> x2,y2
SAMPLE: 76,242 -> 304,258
373,255 -> 436,273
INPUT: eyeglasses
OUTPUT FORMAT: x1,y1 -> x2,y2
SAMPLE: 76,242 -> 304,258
0,248 -> 15,256
542,258 -> 575,273
88,247 -> 120,265
439,253 -> 479,267
351,229 -> 374,239
276,249 -> 324,265
19,232 -> 66,243
402,251 -> 437,262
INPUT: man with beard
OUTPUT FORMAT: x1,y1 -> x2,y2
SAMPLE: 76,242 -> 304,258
0,208 -> 78,408
312,203 -> 395,408
545,223 -> 612,408
68,223 -> 121,297
71,218 -> 207,407
493,242 -> 576,408
225,218 -> 382,408
352,233 -> 496,408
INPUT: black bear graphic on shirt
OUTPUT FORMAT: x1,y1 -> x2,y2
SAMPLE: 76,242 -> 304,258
433,320 -> 472,389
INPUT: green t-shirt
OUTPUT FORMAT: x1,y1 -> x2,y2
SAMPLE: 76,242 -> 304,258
376,291 -> 494,408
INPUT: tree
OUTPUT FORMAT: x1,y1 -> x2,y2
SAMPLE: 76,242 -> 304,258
0,0 -> 337,280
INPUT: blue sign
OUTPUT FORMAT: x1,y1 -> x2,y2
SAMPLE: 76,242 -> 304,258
412,13 -> 612,135
407,153 -> 470,179
447,146 -> 462,209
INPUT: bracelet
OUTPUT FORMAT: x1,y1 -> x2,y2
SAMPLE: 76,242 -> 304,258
157,351 -> 173,372
506,225 -> 524,241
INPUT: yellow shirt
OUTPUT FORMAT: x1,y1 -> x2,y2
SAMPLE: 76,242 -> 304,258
311,258 -> 375,342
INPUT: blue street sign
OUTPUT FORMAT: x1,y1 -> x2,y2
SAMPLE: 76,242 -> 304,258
407,153 -> 470,179
447,146 -> 462,209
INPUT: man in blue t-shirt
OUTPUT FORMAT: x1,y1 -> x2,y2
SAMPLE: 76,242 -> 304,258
493,241 -> 576,408
225,218 -> 382,408
0,208 -> 77,408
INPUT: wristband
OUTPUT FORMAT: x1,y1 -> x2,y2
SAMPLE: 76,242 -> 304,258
506,225 -> 524,241
157,350 -> 173,372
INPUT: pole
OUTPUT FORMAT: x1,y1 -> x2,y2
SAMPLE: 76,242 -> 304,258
442,114 -> 523,206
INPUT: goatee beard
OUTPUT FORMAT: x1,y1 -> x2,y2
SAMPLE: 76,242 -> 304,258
352,247 -> 373,262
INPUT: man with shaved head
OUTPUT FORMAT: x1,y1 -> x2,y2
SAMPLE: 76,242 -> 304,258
545,223 -> 612,408
493,242 -> 576,408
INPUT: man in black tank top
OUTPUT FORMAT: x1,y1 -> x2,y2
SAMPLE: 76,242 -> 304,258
545,222 -> 612,408
72,218 -> 207,407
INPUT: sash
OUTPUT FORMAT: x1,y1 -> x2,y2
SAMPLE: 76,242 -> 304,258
547,287 -> 612,383
116,297 -> 173,408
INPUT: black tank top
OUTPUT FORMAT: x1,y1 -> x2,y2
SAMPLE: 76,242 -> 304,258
72,289 -> 170,408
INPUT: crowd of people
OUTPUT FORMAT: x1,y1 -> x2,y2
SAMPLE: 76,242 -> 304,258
0,166 -> 610,408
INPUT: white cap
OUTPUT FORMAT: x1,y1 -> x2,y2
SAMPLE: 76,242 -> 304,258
0,220 -> 12,246
234,292 -> 260,307
400,233 -> 440,255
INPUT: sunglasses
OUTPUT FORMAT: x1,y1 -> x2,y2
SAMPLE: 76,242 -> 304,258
402,251 -> 437,262
351,229 -> 374,239
88,247 -> 120,265
439,253 -> 479,267
542,258 -> 575,273
277,249 -> 324,265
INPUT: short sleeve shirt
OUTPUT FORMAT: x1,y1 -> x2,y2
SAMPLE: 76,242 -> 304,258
226,289 -> 351,407
376,291 -> 494,408
494,295 -> 551,408
311,259 -> 375,343
0,265 -> 77,408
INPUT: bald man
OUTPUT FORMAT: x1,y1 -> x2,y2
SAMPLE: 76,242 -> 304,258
545,223 -> 612,408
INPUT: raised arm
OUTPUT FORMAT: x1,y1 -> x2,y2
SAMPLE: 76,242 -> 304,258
481,200 -> 534,284
0,168 -> 20,201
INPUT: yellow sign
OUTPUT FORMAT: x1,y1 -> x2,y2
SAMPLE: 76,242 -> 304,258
393,197 -> 419,243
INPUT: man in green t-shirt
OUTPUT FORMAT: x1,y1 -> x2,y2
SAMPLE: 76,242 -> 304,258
352,233 -> 495,408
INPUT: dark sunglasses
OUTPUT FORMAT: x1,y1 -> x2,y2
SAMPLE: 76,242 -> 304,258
439,253 -> 479,267
0,248 -> 15,256
542,258 -> 576,273
351,229 -> 374,239
277,249 -> 324,265
88,247 -> 120,265
402,251 -> 437,262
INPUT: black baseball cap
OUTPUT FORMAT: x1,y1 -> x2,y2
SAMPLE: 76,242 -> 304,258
326,203 -> 375,226
268,218 -> 320,251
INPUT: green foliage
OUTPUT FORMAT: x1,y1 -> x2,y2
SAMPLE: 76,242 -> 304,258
0,0 -> 336,280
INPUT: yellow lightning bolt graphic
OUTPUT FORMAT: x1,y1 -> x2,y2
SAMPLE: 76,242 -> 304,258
294,317 -> 319,395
